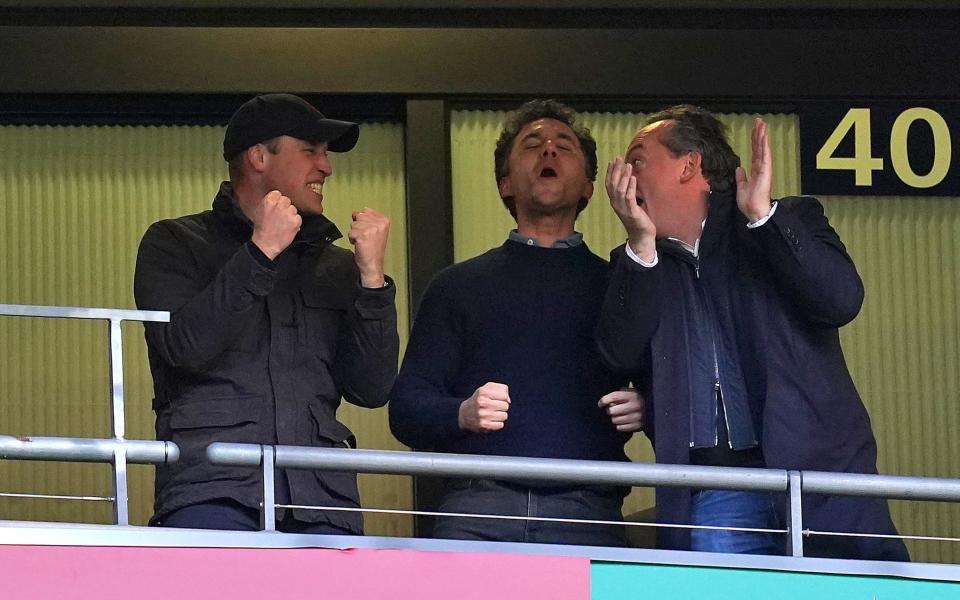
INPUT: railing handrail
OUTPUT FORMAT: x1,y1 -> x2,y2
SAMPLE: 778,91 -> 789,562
208,443 -> 789,491
0,303 -> 169,322
0,435 -> 179,465
207,442 -> 960,557
207,443 -> 960,502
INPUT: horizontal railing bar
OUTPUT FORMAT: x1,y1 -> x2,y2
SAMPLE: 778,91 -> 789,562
807,529 -> 960,544
0,436 -> 179,465
277,503 -> 788,534
207,444 -> 788,492
0,492 -> 114,502
280,504 -> 960,544
209,444 -> 960,504
802,470 -> 960,501
0,304 -> 169,322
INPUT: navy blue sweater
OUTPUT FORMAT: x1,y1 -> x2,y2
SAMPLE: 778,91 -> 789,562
389,239 -> 629,461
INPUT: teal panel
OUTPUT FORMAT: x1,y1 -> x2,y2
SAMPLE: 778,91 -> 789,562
591,561 -> 960,600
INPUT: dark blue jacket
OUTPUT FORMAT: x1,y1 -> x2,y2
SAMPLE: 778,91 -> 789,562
597,191 -> 908,561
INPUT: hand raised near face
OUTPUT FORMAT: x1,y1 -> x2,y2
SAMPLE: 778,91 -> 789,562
735,118 -> 774,223
250,190 -> 302,261
606,158 -> 657,262
348,207 -> 390,288
458,382 -> 511,433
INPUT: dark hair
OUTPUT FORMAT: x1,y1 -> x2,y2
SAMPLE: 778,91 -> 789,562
645,105 -> 740,193
227,136 -> 282,184
493,99 -> 598,218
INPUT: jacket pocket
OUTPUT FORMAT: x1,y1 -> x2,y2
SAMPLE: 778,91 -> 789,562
298,287 -> 350,352
307,402 -> 357,449
170,395 -> 262,430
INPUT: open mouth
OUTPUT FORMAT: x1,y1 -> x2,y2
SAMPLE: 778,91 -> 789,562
539,167 -> 558,178
308,182 -> 324,196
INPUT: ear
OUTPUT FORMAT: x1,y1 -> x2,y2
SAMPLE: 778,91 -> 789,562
498,176 -> 512,200
246,144 -> 268,174
582,180 -> 594,201
679,151 -> 703,183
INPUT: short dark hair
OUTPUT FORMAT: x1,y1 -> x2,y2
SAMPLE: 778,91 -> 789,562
493,99 -> 598,218
227,136 -> 282,184
645,105 -> 740,193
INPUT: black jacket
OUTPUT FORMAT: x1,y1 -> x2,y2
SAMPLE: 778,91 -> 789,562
134,182 -> 399,532
597,192 -> 908,561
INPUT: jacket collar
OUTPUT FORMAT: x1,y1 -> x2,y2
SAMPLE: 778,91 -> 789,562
697,187 -> 739,258
212,181 -> 343,249
658,187 -> 739,264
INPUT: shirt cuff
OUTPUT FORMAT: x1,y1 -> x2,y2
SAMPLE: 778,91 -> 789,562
624,242 -> 659,268
746,201 -> 779,229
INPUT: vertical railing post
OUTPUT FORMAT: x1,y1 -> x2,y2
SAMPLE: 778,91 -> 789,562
112,446 -> 129,525
108,318 -> 129,525
261,445 -> 276,531
785,470 -> 804,557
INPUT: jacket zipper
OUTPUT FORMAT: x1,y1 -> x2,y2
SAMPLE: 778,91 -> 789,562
697,254 -> 732,449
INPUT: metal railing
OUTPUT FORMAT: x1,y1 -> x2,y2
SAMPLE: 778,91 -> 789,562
3,302 -> 960,560
0,304 -> 174,524
208,442 -> 960,557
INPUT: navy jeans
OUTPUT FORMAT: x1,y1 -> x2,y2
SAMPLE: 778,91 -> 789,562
689,489 -> 782,555
432,479 -> 628,547
156,499 -> 355,535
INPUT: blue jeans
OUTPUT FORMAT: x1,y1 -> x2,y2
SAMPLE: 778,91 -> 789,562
433,479 -> 628,547
156,499 -> 355,535
689,490 -> 782,555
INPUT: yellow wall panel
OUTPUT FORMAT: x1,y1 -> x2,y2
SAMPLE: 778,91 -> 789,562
451,108 -> 958,562
0,122 -> 412,536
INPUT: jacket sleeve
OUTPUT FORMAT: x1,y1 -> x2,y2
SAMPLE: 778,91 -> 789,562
388,273 -> 467,450
595,244 -> 663,375
134,220 -> 277,370
747,196 -> 864,327
334,278 -> 400,409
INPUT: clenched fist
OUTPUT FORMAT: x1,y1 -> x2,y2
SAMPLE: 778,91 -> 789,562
458,382 -> 510,433
348,207 -> 390,288
598,388 -> 645,433
251,190 -> 301,260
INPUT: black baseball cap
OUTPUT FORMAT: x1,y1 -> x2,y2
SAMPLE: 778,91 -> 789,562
222,93 -> 360,160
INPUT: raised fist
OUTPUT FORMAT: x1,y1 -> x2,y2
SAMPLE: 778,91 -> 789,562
251,190 -> 301,260
348,207 -> 390,288
458,382 -> 511,433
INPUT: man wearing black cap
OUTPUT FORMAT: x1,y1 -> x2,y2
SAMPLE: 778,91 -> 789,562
134,93 -> 400,533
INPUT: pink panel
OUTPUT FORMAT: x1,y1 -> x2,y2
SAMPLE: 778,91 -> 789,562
0,545 -> 589,600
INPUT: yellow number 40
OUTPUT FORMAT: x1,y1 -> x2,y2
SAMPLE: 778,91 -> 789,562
815,107 -> 952,189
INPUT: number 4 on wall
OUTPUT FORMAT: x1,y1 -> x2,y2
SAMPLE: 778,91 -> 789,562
815,107 -> 952,189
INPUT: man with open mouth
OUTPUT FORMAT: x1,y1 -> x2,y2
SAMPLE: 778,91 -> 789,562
389,99 -> 643,546
599,104 -> 908,561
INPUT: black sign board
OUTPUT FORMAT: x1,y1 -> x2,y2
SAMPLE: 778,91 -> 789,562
799,103 -> 960,196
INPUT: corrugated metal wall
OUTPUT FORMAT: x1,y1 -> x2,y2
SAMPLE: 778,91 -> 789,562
450,109 -> 960,563
0,123 -> 413,536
